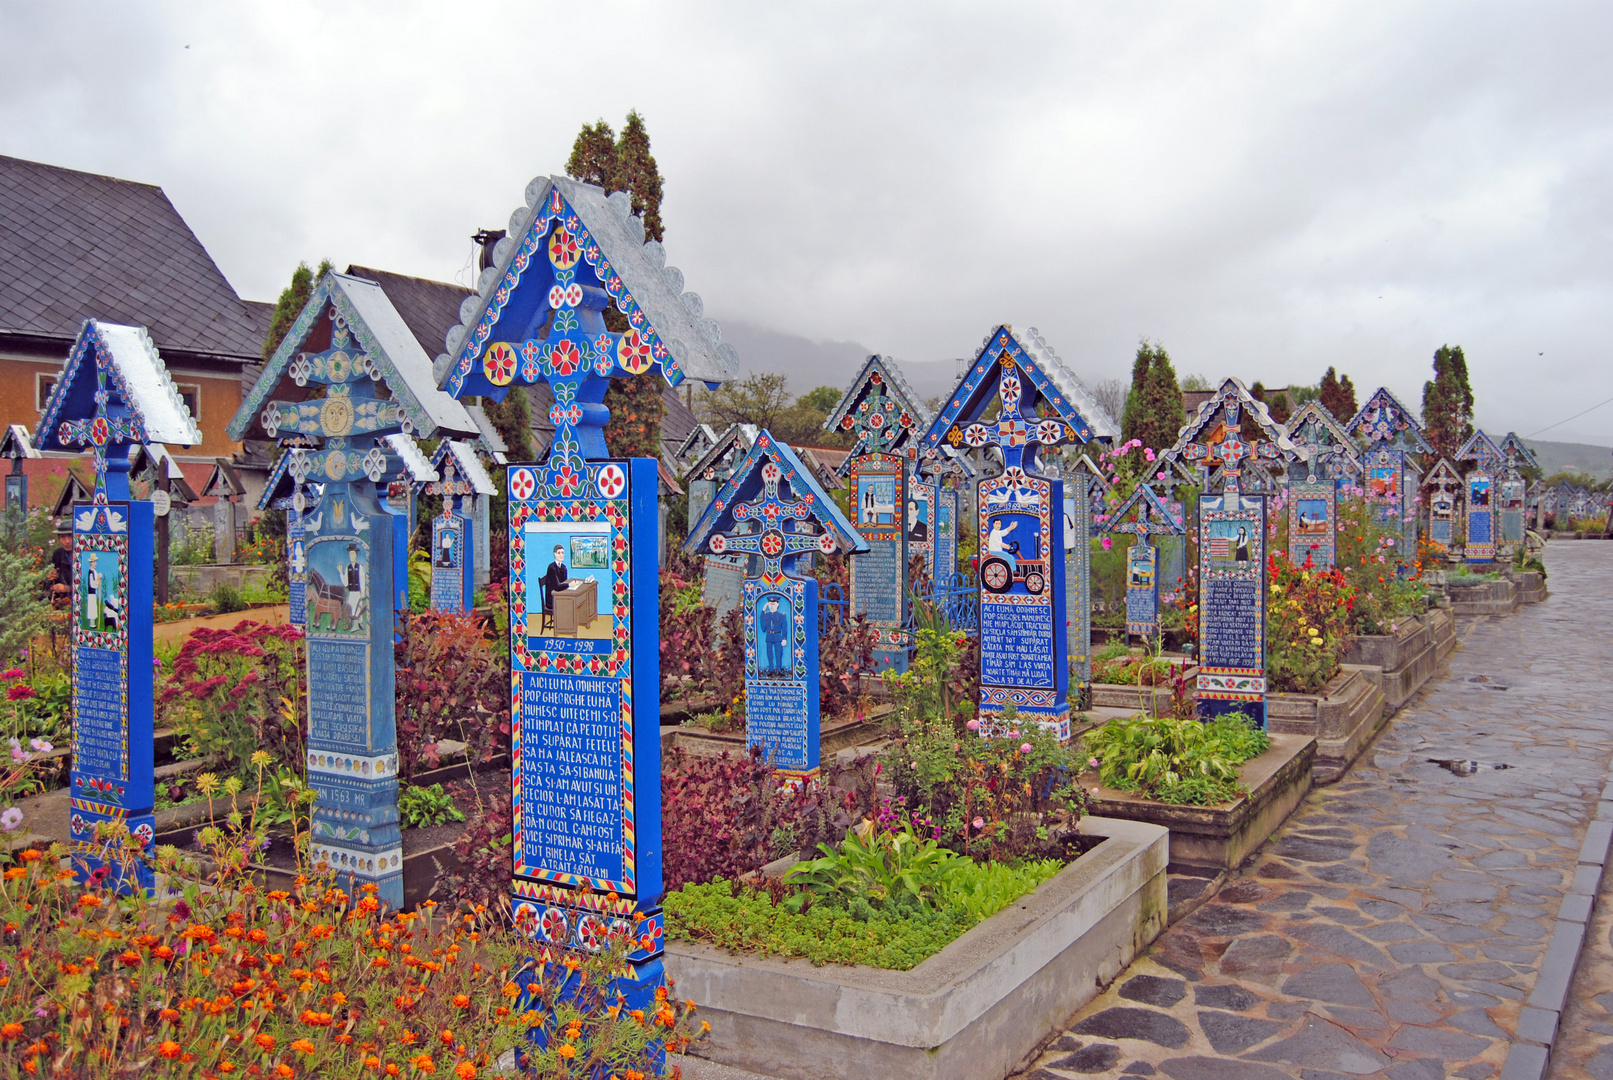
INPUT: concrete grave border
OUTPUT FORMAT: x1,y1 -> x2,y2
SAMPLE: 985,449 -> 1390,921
665,815 -> 1167,1080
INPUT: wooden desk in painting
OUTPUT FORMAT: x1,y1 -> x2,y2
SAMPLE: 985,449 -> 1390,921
552,578 -> 599,636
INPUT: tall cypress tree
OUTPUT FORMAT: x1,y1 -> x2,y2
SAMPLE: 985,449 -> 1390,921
1421,345 -> 1475,459
262,259 -> 332,360
567,113 -> 669,461
1122,340 -> 1185,453
1317,366 -> 1358,420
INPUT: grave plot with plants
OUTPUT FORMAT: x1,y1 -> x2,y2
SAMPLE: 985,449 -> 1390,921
662,620 -> 1093,971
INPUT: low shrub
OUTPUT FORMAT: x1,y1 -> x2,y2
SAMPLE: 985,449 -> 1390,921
157,621 -> 306,775
1084,711 -> 1270,806
394,611 -> 510,782
398,781 -> 465,828
209,581 -> 247,614
661,745 -> 806,891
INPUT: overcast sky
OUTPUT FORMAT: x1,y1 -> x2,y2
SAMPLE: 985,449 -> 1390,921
3,2 -> 1610,444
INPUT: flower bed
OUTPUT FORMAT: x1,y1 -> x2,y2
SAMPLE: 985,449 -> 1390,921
665,815 -> 1167,1080
1077,733 -> 1316,872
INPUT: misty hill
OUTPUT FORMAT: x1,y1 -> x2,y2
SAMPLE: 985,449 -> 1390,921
715,320 -> 964,407
1523,439 -> 1613,480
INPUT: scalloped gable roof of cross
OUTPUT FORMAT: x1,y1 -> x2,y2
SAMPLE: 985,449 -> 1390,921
1344,386 -> 1433,453
0,425 -> 39,460
683,431 -> 869,558
431,439 -> 498,497
686,423 -> 759,482
675,423 -> 721,471
1499,432 -> 1540,471
1423,456 -> 1463,488
1456,430 -> 1505,471
1159,376 -> 1297,466
35,319 -> 203,450
462,405 -> 509,464
1100,482 -> 1186,538
824,354 -> 935,434
382,434 -> 439,484
434,176 -> 738,390
1013,327 -> 1118,440
227,273 -> 477,443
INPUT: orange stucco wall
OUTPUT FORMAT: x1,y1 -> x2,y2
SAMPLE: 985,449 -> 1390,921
0,355 -> 243,458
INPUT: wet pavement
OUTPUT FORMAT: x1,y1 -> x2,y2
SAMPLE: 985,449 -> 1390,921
1024,542 -> 1613,1080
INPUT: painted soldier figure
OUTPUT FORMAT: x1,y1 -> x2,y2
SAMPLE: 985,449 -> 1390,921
760,595 -> 787,674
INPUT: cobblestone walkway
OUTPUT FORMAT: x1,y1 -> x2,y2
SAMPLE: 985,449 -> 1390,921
1024,543 -> 1613,1080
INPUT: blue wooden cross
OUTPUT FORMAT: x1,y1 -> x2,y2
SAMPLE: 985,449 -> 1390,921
57,368 -> 145,502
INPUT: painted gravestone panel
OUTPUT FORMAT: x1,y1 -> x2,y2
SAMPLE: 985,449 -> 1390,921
1288,479 -> 1336,568
934,482 -> 959,585
908,480 -> 936,583
1466,473 -> 1494,562
1126,542 -> 1159,639
1198,492 -> 1267,725
302,486 -> 402,904
850,455 -> 907,644
1429,489 -> 1455,547
509,459 -> 663,964
431,509 -> 473,612
1365,449 -> 1407,536
70,500 -> 155,890
1062,472 -> 1092,699
1500,477 -> 1525,547
979,467 -> 1068,739
288,510 -> 307,627
744,577 -> 817,778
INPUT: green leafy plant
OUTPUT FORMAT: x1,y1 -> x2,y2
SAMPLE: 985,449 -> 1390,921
1084,710 -> 1270,805
398,781 -> 466,828
784,820 -> 962,914
208,581 -> 247,614
1511,546 -> 1547,579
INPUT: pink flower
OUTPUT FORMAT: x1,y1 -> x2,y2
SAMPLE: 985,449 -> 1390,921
1020,743 -> 1033,754
965,719 -> 980,731
7,685 -> 36,702
1144,448 -> 1155,462
1101,537 -> 1113,551
0,669 -> 22,680
972,817 -> 985,830
1089,757 -> 1100,768
0,808 -> 21,834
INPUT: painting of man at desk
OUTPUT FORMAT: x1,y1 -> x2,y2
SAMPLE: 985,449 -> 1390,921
522,522 -> 613,641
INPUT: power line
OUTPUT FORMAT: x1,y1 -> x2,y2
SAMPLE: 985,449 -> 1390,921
1523,393 -> 1613,440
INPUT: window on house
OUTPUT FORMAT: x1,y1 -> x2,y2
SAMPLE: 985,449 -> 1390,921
174,384 -> 201,423
35,373 -> 57,412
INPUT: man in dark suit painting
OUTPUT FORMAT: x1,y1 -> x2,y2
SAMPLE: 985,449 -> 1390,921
760,595 -> 788,674
541,544 -> 568,620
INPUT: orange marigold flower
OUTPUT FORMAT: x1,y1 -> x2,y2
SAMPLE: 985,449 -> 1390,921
268,891 -> 291,902
3,867 -> 25,880
385,1066 -> 400,1077
254,1033 -> 276,1052
276,1065 -> 294,1079
455,1064 -> 476,1080
291,1040 -> 315,1054
248,929 -> 268,944
364,1056 -> 381,1069
219,1065 -> 235,1075
493,1007 -> 509,1018
182,925 -> 217,942
159,1008 -> 180,1022
154,945 -> 174,960
23,1062 -> 37,1075
438,1030 -> 453,1046
119,950 -> 141,966
78,894 -> 101,908
399,1030 -> 418,1046
451,995 -> 470,1009
267,953 -> 284,966
157,1041 -> 183,1059
410,1054 -> 435,1073
557,1045 -> 576,1060
1,1023 -> 24,1040
501,982 -> 519,999
18,849 -> 40,861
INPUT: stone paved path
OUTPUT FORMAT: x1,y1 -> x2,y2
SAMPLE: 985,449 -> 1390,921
1023,542 -> 1613,1080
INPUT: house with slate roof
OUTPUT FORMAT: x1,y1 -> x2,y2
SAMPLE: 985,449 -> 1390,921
0,154 -> 273,508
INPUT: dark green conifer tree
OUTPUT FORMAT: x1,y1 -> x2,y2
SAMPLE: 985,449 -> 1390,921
262,259 -> 332,360
1121,341 -> 1186,453
1421,345 -> 1475,459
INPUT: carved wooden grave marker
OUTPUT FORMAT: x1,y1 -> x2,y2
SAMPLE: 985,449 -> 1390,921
1345,388 -> 1431,561
229,273 -> 480,909
434,175 -> 736,1004
923,327 -> 1113,740
36,321 -> 201,890
827,356 -> 931,672
1424,458 -> 1463,554
1100,482 -> 1187,647
685,434 -> 866,782
1498,432 -> 1537,554
682,424 -> 758,619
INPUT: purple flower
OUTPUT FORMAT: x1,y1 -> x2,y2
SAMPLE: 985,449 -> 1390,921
0,807 -> 22,833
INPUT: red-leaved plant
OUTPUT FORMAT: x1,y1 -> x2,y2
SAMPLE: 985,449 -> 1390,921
394,611 -> 510,782
158,621 -> 306,774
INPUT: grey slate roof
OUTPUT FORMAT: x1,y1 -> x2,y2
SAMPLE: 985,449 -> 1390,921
435,175 -> 739,389
0,155 -> 264,358
345,265 -> 473,362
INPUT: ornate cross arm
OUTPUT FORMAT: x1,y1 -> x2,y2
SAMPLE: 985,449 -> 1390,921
704,460 -> 837,580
